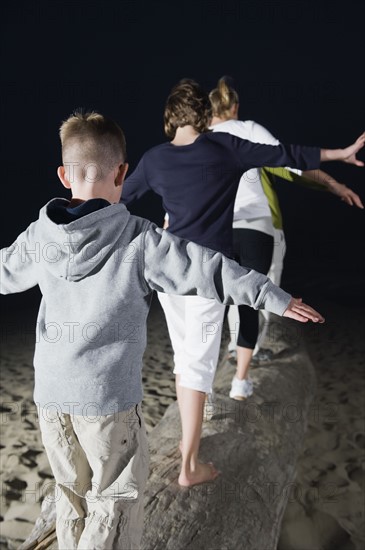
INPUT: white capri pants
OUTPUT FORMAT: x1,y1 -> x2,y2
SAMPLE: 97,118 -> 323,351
157,293 -> 225,394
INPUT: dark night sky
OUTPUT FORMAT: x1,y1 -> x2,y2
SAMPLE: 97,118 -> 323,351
1,0 -> 365,309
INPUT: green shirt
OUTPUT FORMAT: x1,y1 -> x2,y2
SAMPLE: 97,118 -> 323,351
261,167 -> 328,230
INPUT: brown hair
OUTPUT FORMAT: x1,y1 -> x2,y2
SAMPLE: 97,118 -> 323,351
60,111 -> 126,180
163,79 -> 211,139
209,76 -> 239,119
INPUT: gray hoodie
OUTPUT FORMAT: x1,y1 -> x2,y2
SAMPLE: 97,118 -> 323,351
1,199 -> 291,415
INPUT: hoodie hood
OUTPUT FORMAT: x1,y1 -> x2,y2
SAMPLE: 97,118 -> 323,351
38,198 -> 131,281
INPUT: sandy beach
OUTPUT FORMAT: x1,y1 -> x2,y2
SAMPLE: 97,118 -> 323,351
277,298 -> 365,550
0,293 -> 364,549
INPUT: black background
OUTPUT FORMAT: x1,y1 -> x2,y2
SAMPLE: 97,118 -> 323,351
1,0 -> 365,310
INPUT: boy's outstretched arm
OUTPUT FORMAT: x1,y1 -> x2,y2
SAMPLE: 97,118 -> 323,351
142,226 -> 324,323
320,132 -> 365,166
0,224 -> 38,294
283,297 -> 324,323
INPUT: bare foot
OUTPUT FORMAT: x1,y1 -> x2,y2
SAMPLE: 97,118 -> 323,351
178,462 -> 220,487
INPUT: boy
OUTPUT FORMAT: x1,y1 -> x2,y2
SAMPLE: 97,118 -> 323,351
0,111 -> 324,549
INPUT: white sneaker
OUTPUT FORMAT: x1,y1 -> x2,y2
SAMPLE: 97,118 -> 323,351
229,377 -> 254,400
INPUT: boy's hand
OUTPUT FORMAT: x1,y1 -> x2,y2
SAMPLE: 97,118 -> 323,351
283,297 -> 325,323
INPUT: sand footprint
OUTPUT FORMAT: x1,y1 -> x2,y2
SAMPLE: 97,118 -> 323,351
278,507 -> 355,550
3,478 -> 28,502
19,449 -> 43,468
353,432 -> 365,449
345,461 -> 365,489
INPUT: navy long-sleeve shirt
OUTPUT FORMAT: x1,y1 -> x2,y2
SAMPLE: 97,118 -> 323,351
121,132 -> 320,257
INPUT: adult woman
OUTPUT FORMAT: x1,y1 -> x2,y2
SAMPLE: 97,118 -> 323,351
209,76 -> 363,395
122,78 -> 364,486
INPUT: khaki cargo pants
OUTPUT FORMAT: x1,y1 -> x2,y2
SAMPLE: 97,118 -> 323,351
39,404 -> 149,549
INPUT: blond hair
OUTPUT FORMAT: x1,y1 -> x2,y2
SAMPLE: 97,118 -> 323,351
163,79 -> 211,139
209,77 -> 239,119
60,111 -> 126,181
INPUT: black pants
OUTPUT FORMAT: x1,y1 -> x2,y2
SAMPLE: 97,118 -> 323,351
233,228 -> 274,349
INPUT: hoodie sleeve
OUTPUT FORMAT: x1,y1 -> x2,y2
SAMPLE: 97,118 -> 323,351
1,223 -> 39,294
142,226 -> 292,316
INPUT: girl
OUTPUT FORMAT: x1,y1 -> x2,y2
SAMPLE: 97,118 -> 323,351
121,78 -> 364,486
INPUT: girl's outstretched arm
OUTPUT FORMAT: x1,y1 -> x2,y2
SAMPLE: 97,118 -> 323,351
320,132 -> 365,166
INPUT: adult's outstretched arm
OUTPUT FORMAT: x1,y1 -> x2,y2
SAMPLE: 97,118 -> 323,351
265,166 -> 364,209
303,168 -> 364,208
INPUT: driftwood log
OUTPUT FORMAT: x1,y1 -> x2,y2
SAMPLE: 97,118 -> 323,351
20,317 -> 316,550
